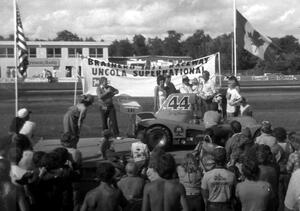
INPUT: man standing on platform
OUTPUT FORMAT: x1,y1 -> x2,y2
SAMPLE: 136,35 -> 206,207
200,71 -> 216,115
97,77 -> 119,137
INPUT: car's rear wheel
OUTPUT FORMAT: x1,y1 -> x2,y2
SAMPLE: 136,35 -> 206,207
145,126 -> 171,151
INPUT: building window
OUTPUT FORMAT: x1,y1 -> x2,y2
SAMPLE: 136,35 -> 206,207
7,48 -> 14,58
47,48 -> 61,58
0,48 -> 6,57
54,48 -> 61,58
29,48 -> 36,58
89,48 -> 103,58
65,66 -> 72,77
0,48 -> 15,57
68,48 -> 82,58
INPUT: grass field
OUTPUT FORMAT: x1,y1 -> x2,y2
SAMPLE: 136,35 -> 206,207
1,84 -> 300,140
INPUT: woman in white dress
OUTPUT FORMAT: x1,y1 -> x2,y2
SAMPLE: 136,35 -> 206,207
154,75 -> 167,112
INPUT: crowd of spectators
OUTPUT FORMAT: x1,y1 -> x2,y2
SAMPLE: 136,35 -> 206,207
1,115 -> 300,211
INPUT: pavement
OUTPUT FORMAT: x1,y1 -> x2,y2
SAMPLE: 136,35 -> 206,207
34,137 -> 191,168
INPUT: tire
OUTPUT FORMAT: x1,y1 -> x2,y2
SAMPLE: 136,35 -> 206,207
145,126 -> 171,151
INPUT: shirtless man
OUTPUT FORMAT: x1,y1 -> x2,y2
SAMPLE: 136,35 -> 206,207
80,162 -> 127,211
142,153 -> 189,211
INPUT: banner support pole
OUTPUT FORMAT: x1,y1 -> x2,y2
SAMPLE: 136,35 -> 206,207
218,52 -> 222,87
233,0 -> 237,77
74,53 -> 78,105
14,0 -> 18,116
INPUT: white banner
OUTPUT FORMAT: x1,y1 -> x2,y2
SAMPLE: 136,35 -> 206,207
81,54 -> 217,97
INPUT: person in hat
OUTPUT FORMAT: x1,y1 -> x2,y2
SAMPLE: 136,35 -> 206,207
255,121 -> 277,149
8,108 -> 32,135
9,108 -> 37,146
63,94 -> 94,148
96,77 -> 120,137
179,75 -> 192,93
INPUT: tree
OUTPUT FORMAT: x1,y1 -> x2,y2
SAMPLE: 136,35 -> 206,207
132,34 -> 148,56
278,35 -> 300,53
109,39 -> 134,57
182,29 -> 211,59
53,30 -> 82,41
147,37 -> 164,55
207,33 -> 233,72
163,30 -> 183,56
85,37 -> 96,41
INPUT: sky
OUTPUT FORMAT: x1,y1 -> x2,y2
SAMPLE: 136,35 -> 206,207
1,0 -> 299,42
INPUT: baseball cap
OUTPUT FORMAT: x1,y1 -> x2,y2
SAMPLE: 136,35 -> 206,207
17,108 -> 31,119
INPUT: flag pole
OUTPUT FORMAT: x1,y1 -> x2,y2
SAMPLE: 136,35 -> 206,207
14,0 -> 18,116
74,53 -> 78,105
233,0 -> 237,77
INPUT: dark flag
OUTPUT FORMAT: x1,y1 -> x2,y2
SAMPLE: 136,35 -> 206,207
236,9 -> 277,61
16,3 -> 29,76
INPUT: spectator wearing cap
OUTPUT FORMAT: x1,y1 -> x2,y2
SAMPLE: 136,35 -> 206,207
165,73 -> 177,97
9,108 -> 34,138
286,133 -> 300,173
96,76 -> 120,137
179,75 -> 193,93
255,121 -> 277,149
63,94 -> 94,148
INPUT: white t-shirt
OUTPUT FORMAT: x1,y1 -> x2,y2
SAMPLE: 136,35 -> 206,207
285,169 -> 300,210
226,88 -> 241,113
131,141 -> 149,162
201,80 -> 216,97
180,84 -> 193,94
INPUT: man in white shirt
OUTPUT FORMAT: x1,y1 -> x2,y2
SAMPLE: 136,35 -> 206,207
179,75 -> 193,94
199,71 -> 216,116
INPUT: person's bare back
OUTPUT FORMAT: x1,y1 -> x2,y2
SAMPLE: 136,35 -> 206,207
142,179 -> 188,211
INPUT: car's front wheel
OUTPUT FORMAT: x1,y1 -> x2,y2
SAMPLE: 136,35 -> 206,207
145,126 -> 171,151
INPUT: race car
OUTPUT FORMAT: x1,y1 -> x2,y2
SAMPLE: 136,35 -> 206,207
135,93 -> 261,150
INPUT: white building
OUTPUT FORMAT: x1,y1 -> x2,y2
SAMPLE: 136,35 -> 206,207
0,41 -> 110,80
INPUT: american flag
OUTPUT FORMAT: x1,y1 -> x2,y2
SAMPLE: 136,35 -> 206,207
16,3 -> 28,76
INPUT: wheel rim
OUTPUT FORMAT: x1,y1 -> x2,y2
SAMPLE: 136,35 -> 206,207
148,129 -> 167,149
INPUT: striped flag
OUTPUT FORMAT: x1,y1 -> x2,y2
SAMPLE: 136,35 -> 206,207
16,3 -> 29,76
236,9 -> 274,60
